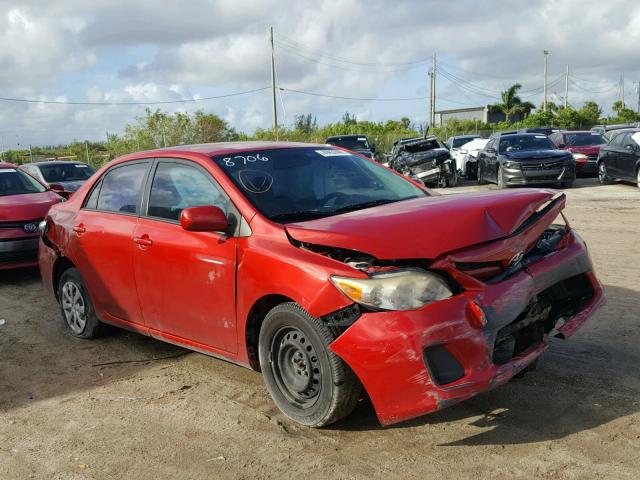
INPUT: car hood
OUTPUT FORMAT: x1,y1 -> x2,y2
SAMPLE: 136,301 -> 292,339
54,180 -> 85,192
565,146 -> 601,155
285,189 -> 560,260
0,191 -> 61,222
503,150 -> 571,160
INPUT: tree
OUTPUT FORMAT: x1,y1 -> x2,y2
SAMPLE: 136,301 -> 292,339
611,101 -> 639,123
293,114 -> 318,133
341,112 -> 357,125
491,84 -> 535,122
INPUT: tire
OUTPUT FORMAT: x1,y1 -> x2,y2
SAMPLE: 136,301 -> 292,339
636,166 -> 640,189
497,166 -> 507,189
58,267 -> 106,339
598,161 -> 610,184
445,166 -> 458,187
258,302 -> 361,427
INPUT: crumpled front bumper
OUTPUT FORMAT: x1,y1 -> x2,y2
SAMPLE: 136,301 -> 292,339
329,231 -> 604,426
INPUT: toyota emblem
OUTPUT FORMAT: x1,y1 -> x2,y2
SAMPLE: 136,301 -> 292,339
23,223 -> 38,233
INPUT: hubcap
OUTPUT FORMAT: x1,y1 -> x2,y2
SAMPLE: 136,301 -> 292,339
270,327 -> 321,407
61,281 -> 86,334
599,163 -> 606,182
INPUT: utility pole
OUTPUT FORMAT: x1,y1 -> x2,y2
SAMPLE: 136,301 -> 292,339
621,73 -> 625,109
269,26 -> 278,139
564,64 -> 569,109
1,136 -> 4,161
634,81 -> 640,114
543,50 -> 550,112
85,141 -> 90,163
29,144 -> 33,163
430,52 -> 436,128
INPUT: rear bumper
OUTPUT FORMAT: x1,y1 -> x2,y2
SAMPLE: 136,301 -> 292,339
330,231 -> 604,426
0,237 -> 39,270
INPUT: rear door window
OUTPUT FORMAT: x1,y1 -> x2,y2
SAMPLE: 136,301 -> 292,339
96,162 -> 148,214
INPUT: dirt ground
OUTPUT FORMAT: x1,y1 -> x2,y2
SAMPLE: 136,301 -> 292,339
1,177 -> 639,480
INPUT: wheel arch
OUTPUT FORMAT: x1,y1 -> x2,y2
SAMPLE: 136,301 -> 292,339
52,256 -> 76,301
245,294 -> 295,371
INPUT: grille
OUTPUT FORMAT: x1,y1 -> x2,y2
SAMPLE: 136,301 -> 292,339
410,160 -> 437,174
586,154 -> 598,162
0,249 -> 38,264
0,219 -> 43,230
521,160 -> 565,171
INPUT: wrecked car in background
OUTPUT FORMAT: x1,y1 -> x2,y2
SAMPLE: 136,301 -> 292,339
39,142 -> 604,427
450,138 -> 489,180
388,136 -> 458,187
325,134 -> 376,159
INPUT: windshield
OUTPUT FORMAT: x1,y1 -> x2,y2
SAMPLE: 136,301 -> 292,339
564,133 -> 606,147
212,147 -> 426,223
39,163 -> 95,182
499,135 -> 556,153
452,137 -> 479,148
326,137 -> 369,150
0,168 -> 47,196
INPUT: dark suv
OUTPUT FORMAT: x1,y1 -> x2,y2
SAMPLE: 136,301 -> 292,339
597,128 -> 640,188
325,135 -> 376,159
477,133 -> 575,188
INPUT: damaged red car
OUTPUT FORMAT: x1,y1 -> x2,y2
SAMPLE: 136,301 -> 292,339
39,142 -> 605,427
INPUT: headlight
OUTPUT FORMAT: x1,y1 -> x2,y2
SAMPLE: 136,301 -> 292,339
503,161 -> 521,169
330,269 -> 452,311
572,153 -> 588,161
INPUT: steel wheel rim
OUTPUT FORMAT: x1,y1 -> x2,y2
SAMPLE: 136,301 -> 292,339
270,326 -> 321,409
62,281 -> 87,334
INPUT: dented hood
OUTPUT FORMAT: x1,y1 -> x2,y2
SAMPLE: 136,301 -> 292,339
285,189 -> 560,260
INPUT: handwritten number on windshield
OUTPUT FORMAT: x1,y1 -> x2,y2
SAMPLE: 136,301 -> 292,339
222,154 -> 269,167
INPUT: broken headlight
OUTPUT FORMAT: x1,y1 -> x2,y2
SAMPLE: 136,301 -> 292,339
330,269 -> 452,311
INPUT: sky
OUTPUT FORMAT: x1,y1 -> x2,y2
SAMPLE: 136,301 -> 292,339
0,0 -> 639,148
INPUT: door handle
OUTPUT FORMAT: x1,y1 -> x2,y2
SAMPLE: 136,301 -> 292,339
133,235 -> 153,247
73,224 -> 86,234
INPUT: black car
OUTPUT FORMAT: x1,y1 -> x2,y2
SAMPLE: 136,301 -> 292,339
325,135 -> 376,159
519,127 -> 559,136
477,133 -> 575,188
597,128 -> 640,188
19,161 -> 96,198
388,136 -> 457,187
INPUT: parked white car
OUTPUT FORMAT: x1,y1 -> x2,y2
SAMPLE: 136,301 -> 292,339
452,138 -> 489,180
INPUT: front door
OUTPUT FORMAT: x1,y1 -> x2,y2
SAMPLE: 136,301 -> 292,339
133,159 -> 238,353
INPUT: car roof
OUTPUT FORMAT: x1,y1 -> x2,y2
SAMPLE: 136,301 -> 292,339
121,141 -> 325,159
609,128 -> 640,134
557,130 -> 594,134
325,134 -> 367,140
0,162 -> 18,169
29,161 -> 89,166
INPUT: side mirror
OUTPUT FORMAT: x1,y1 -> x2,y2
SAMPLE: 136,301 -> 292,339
486,147 -> 496,154
180,206 -> 228,233
558,143 -> 566,149
624,144 -> 634,151
49,183 -> 65,193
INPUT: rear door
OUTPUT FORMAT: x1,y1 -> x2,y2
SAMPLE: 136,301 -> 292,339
605,132 -> 626,177
72,160 -> 150,325
132,159 -> 238,353
618,132 -> 639,180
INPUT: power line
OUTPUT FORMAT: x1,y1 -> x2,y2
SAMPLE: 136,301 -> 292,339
279,87 -> 428,102
0,87 -> 270,106
274,34 -> 432,68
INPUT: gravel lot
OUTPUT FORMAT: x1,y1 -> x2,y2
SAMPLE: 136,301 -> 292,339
1,178 -> 639,480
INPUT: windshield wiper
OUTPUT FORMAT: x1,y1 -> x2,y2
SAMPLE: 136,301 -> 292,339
268,210 -> 332,222
331,199 -> 399,214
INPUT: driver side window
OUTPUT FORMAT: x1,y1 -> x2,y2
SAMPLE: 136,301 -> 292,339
147,161 -> 229,222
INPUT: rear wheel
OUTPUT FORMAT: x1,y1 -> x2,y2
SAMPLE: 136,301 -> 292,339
636,166 -> 640,189
598,161 -> 610,184
58,268 -> 106,339
258,303 -> 361,427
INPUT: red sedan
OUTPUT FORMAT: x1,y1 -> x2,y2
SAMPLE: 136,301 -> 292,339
550,130 -> 607,176
0,162 -> 64,270
39,142 -> 605,427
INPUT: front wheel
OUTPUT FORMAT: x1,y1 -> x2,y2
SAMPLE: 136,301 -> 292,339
445,166 -> 458,187
258,303 -> 361,427
598,161 -> 610,184
497,166 -> 507,189
477,162 -> 487,185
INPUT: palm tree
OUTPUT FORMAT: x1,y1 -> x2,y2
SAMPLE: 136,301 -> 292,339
491,84 -> 535,122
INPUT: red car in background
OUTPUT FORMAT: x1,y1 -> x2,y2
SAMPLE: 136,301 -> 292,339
550,131 -> 606,177
39,142 -> 604,427
0,162 -> 64,270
